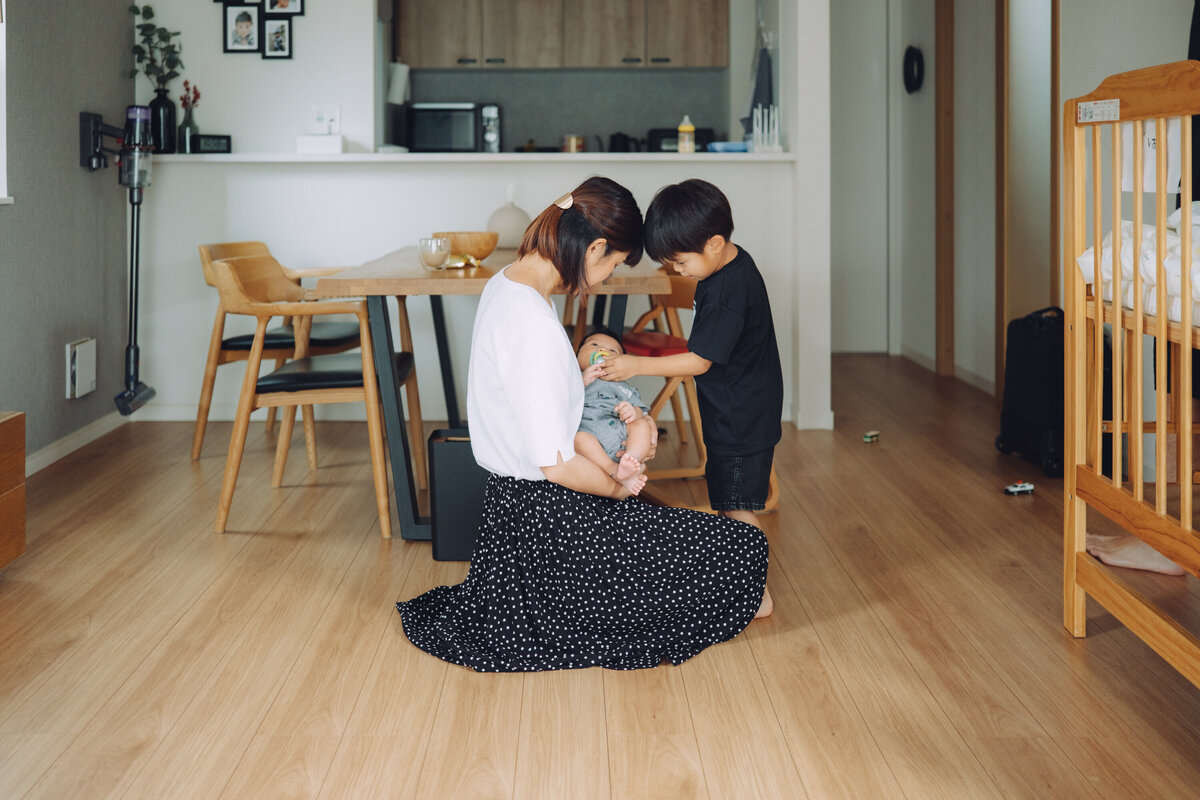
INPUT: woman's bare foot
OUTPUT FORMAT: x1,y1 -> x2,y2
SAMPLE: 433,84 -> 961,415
754,586 -> 773,619
1086,532 -> 1186,576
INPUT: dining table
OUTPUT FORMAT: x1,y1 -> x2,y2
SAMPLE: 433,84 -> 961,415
312,246 -> 670,541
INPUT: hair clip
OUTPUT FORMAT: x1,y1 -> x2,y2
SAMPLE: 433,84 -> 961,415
553,192 -> 574,210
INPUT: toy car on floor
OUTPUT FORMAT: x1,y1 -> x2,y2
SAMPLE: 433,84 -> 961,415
1004,480 -> 1034,495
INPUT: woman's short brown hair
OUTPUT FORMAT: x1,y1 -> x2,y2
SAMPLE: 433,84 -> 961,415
517,176 -> 644,295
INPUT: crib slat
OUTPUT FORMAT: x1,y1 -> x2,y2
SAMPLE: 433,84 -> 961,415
1111,123 -> 1124,490
1156,117 -> 1169,516
1182,115 -> 1194,530
1131,121 -> 1146,500
1091,127 -> 1106,474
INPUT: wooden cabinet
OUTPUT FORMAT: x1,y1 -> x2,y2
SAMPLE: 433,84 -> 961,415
0,412 -> 25,572
563,0 -> 645,67
482,0 -> 563,68
646,0 -> 729,68
397,0 -> 726,69
565,0 -> 727,68
397,0 -> 562,69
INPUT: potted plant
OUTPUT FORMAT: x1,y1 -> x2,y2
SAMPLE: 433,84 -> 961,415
129,4 -> 184,154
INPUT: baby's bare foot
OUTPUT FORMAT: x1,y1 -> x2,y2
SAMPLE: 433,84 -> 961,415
614,452 -> 641,481
620,472 -> 648,495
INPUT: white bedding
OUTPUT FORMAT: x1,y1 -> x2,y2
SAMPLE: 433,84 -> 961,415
1075,202 -> 1200,321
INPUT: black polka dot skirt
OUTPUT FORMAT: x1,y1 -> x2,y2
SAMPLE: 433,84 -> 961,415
396,475 -> 769,672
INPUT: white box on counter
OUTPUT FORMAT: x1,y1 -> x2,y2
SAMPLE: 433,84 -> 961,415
296,135 -> 344,154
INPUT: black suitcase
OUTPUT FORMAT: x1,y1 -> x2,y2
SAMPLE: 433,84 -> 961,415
996,306 -> 1064,477
428,429 -> 489,561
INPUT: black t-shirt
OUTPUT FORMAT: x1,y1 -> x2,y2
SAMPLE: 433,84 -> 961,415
687,246 -> 783,456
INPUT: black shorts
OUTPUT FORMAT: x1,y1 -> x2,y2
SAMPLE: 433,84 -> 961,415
704,447 -> 775,512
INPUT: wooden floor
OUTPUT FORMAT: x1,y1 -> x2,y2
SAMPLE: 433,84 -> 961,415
4,355 -> 1200,799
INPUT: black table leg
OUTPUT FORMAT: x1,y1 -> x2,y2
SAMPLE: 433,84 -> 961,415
367,295 -> 430,540
429,295 -> 461,429
605,295 -> 629,332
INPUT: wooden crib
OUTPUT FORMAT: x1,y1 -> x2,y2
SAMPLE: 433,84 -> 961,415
1064,60 -> 1200,687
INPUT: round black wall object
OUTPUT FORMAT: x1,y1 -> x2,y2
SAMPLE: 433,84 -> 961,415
903,46 -> 925,94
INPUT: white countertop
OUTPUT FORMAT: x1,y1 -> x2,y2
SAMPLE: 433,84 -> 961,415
154,151 -> 797,165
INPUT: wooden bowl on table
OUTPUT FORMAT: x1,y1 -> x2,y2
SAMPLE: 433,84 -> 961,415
432,231 -> 499,265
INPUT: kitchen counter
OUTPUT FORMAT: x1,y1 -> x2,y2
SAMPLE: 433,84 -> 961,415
135,154 -> 831,431
154,151 -> 797,164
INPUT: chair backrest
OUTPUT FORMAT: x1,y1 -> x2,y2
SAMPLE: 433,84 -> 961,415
209,255 -> 306,316
658,271 -> 697,310
630,267 -> 696,337
198,241 -> 272,288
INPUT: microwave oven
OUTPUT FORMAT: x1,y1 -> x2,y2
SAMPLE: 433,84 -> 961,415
387,102 -> 500,153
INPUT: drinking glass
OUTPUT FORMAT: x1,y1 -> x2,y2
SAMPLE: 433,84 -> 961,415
419,236 -> 451,269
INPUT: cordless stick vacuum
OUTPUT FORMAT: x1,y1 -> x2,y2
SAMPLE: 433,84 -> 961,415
113,106 -> 156,415
80,106 -> 157,415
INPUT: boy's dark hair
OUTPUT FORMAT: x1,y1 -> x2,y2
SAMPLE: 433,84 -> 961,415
579,325 -> 624,355
643,179 -> 734,262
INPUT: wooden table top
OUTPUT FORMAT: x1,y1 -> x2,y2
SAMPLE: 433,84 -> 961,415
312,246 -> 669,298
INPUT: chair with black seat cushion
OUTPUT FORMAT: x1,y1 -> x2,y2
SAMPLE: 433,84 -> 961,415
209,254 -> 406,538
192,242 -> 362,461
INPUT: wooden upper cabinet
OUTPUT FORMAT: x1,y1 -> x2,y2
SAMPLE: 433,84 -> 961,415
397,0 -> 727,69
482,0 -> 564,68
562,0 -> 646,68
397,0 -> 483,68
646,0 -> 728,68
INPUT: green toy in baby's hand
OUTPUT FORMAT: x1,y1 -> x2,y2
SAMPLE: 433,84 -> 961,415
590,349 -> 613,365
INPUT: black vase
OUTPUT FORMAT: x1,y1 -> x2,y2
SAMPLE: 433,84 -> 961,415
149,88 -> 177,154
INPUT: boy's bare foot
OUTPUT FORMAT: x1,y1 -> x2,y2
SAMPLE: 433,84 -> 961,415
614,452 -> 641,481
1086,532 -> 1186,576
754,586 -> 773,618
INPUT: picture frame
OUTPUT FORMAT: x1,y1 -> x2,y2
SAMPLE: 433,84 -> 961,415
223,3 -> 260,54
262,17 -> 293,59
265,0 -> 303,15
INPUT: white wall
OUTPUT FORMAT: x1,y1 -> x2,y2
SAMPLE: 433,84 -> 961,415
138,1 -> 378,153
890,0 -> 937,368
783,0 -> 834,428
953,0 -> 997,393
830,0 -> 888,353
1006,0 -> 1052,321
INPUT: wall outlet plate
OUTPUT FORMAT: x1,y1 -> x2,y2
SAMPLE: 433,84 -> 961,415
312,105 -> 341,135
65,338 -> 96,399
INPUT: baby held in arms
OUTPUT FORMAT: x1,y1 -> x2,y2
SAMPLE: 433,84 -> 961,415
575,329 -> 657,495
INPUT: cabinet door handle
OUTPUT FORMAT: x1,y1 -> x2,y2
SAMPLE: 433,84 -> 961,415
622,57 -> 642,64
651,57 -> 671,63
457,57 -> 478,64
485,58 -> 506,64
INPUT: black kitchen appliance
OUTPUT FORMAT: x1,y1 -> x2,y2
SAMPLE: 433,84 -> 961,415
387,102 -> 501,152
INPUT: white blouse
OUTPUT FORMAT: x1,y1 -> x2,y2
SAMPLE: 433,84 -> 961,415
466,268 -> 583,480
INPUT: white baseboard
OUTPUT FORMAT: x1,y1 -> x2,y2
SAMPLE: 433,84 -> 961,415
26,411 -> 129,477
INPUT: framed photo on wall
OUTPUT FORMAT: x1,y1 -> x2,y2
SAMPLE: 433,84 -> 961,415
266,0 -> 303,14
262,17 -> 293,59
224,4 -> 261,53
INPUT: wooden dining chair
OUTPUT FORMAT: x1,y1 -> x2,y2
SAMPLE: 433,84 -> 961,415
192,242 -> 361,461
622,269 -> 707,480
208,254 -> 418,539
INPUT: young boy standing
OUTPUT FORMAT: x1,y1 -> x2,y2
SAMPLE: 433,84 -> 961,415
599,179 -> 781,618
